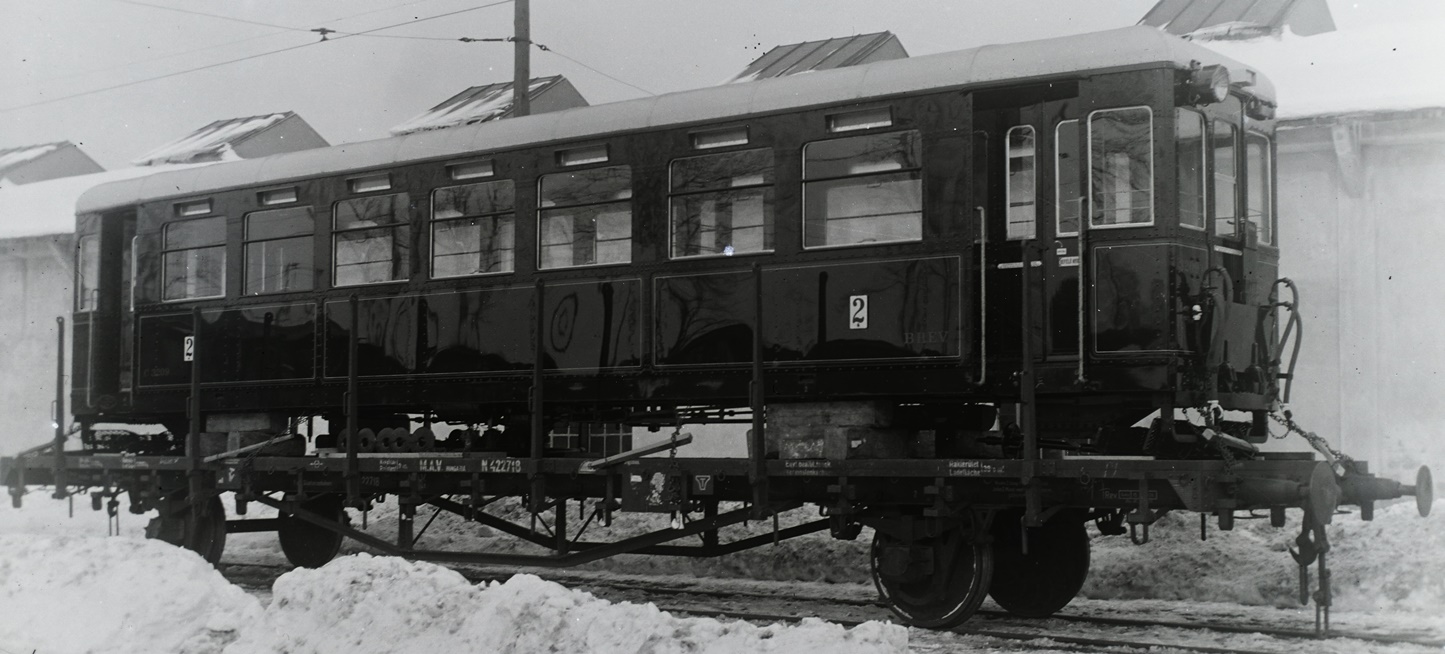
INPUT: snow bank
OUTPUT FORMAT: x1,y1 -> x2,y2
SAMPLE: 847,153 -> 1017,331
0,531 -> 906,654
231,556 -> 906,654
1085,499 -> 1444,612
0,534 -> 263,653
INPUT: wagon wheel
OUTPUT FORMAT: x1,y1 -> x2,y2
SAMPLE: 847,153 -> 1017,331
987,508 -> 1090,618
145,494 -> 227,565
278,494 -> 348,568
870,520 -> 993,629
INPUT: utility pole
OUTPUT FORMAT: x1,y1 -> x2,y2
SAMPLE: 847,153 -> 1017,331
512,0 -> 530,118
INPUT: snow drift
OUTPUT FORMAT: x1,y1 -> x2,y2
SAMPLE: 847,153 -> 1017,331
0,533 -> 907,654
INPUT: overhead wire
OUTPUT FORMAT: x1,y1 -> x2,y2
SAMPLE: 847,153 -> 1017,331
27,0 -> 460,89
7,0 -> 658,115
0,0 -> 515,114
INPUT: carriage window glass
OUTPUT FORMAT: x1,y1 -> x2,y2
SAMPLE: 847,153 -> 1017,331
1088,107 -> 1153,227
243,206 -> 314,295
1055,120 -> 1080,237
1177,109 -> 1207,230
333,193 -> 410,286
1246,132 -> 1272,245
669,148 -> 774,258
1006,126 -> 1037,240
162,216 -> 226,301
538,165 -> 631,269
76,234 -> 100,311
802,130 -> 922,248
1213,120 -> 1238,238
432,179 -> 515,278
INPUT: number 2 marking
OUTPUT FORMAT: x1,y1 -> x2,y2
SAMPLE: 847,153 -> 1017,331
183,336 -> 195,362
849,295 -> 868,330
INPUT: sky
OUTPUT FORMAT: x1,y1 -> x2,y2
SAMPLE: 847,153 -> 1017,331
0,0 -> 1165,170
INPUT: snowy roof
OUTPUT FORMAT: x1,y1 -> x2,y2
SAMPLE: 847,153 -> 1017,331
390,76 -> 569,136
0,142 -> 64,178
79,26 -> 1273,215
1141,0 -> 1336,40
726,32 -> 907,84
0,164 -> 202,238
132,113 -> 293,166
1207,18 -> 1445,119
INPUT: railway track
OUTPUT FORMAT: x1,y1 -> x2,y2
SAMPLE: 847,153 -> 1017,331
218,561 -> 1444,653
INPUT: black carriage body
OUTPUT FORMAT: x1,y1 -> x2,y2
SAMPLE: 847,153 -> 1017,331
68,57 -> 1277,448
15,27 -> 1434,630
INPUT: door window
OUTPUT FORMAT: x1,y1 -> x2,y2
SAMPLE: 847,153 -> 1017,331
1088,107 -> 1154,228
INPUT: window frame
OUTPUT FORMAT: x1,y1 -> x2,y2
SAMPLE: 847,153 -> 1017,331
331,192 -> 412,288
1176,108 -> 1208,232
1055,119 -> 1081,238
1211,118 -> 1240,240
429,178 -> 517,279
160,215 -> 228,303
536,164 -> 634,270
667,146 -> 776,260
242,205 -> 315,296
76,233 -> 101,312
1005,125 -> 1038,241
1245,130 -> 1274,246
1086,106 -> 1155,230
801,129 -> 925,250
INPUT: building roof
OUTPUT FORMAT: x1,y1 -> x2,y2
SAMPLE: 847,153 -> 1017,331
0,142 -> 65,178
727,32 -> 907,84
0,164 -> 204,239
1207,14 -> 1445,118
390,76 -> 579,136
79,26 -> 1272,215
132,112 -> 297,166
1141,0 -> 1335,40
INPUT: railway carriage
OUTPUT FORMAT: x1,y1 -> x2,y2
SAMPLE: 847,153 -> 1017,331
2,26 -> 1430,629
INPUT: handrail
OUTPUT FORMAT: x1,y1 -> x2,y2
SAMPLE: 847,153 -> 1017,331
976,206 -> 987,385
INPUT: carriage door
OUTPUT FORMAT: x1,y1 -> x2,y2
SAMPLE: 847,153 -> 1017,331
974,90 -> 1082,385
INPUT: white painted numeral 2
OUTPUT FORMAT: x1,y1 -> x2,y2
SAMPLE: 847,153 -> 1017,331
849,295 -> 868,330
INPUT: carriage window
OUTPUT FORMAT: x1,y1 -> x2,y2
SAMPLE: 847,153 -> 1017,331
1089,107 -> 1153,227
1246,132 -> 1272,245
1213,120 -> 1238,238
802,130 -> 922,248
162,216 -> 226,301
1177,110 -> 1207,230
333,193 -> 410,286
539,165 -> 631,269
1055,120 -> 1080,237
432,179 -> 515,277
76,234 -> 100,311
670,148 -> 774,258
244,206 -> 314,295
1006,126 -> 1036,240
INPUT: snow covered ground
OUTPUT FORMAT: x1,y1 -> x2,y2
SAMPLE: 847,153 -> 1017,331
0,491 -> 1440,653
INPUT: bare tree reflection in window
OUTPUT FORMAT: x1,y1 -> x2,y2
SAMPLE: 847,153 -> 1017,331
803,130 -> 923,247
334,194 -> 411,286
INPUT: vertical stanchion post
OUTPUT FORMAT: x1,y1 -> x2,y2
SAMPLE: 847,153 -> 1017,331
186,307 -> 204,549
345,295 -> 361,509
750,264 -> 767,512
51,317 -> 67,499
530,279 -> 546,511
1019,245 -> 1042,530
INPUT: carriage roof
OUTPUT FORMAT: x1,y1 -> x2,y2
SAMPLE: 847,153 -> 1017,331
77,25 -> 1272,215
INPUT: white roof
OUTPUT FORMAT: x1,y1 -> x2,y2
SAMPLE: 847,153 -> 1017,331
1207,14 -> 1445,118
131,113 -> 290,166
0,165 -> 204,239
390,77 -> 560,136
79,26 -> 1272,215
0,143 -> 62,177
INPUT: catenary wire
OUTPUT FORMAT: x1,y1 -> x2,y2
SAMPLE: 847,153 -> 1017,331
25,0 -> 460,89
0,0 -> 515,114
